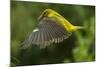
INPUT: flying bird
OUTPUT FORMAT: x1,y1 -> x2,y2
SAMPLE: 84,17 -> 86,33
21,9 -> 84,48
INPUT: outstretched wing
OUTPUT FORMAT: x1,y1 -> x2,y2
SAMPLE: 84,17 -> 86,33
21,17 -> 72,48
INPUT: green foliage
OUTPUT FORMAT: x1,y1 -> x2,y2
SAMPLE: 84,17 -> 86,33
11,1 -> 95,66
73,17 -> 95,62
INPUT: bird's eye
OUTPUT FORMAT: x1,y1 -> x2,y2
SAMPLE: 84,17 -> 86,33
43,12 -> 47,16
43,11 -> 50,17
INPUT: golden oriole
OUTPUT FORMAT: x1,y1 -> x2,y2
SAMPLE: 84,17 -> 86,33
22,9 -> 84,48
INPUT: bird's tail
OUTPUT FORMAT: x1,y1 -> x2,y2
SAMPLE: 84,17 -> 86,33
75,26 -> 84,29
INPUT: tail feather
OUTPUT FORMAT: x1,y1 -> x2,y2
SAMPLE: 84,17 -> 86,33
75,26 -> 84,29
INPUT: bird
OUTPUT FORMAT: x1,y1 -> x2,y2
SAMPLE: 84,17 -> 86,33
21,9 -> 84,49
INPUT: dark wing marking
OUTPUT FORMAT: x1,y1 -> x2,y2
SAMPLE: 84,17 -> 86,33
21,17 -> 72,48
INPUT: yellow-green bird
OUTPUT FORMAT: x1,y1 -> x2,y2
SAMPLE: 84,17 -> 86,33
22,9 -> 84,48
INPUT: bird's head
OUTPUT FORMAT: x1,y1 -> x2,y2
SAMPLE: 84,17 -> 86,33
38,9 -> 62,21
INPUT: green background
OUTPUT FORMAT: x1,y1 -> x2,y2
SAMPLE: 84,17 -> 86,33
11,1 -> 95,66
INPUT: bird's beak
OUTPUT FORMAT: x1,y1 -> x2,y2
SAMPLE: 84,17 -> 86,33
38,14 -> 43,21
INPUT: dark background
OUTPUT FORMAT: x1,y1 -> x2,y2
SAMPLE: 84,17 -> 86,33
11,1 -> 95,66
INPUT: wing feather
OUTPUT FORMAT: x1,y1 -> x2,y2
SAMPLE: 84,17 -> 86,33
21,17 -> 72,48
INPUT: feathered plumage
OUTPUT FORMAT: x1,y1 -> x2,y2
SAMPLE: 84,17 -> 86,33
21,9 -> 83,48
